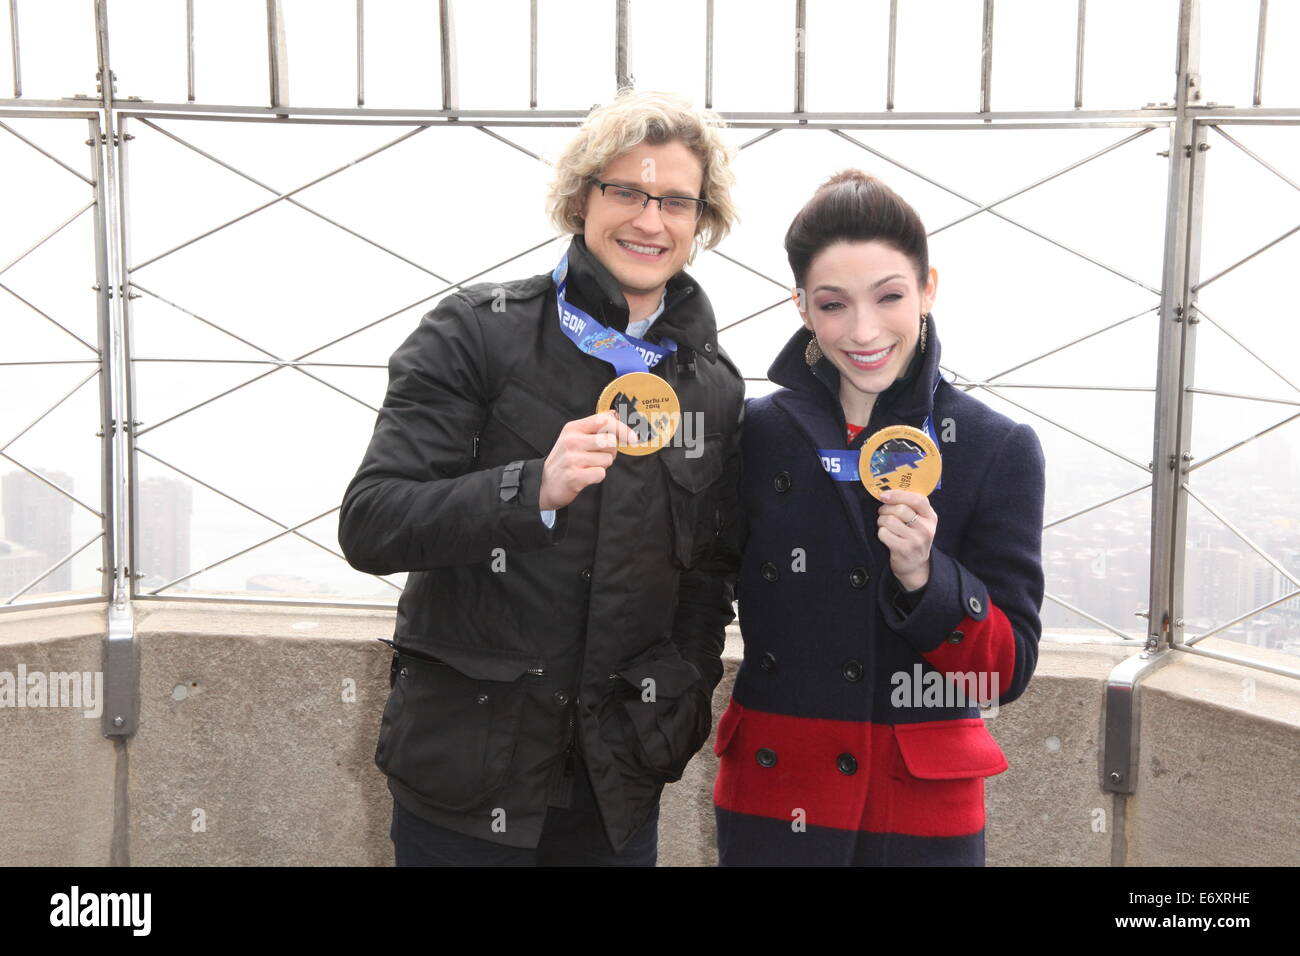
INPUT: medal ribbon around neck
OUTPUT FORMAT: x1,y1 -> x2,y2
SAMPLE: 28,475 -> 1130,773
818,373 -> 945,494
553,253 -> 682,455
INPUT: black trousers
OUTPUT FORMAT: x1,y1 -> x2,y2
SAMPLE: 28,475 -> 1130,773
390,767 -> 660,867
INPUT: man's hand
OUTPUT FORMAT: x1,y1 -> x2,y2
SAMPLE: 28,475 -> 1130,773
538,411 -> 639,511
877,489 -> 937,592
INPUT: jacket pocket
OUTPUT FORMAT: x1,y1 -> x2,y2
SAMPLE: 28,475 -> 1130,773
882,719 -> 1006,842
659,436 -> 724,569
891,719 -> 1008,780
485,376 -> 571,458
375,638 -> 540,812
598,646 -> 710,784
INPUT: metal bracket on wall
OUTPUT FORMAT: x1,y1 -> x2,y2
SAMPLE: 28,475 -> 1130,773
1101,647 -> 1174,794
102,597 -> 137,737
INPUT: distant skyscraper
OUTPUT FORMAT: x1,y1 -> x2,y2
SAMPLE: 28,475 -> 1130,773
137,477 -> 193,591
1,470 -> 73,594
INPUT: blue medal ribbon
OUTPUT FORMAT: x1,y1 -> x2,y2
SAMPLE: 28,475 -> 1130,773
819,414 -> 944,488
552,253 -> 676,375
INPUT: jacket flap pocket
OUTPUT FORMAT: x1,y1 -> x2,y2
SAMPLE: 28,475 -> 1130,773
490,377 -> 571,456
894,719 -> 1008,780
659,439 -> 723,494
395,637 -> 538,682
616,651 -> 702,699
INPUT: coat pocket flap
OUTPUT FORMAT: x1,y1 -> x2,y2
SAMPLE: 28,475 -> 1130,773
659,440 -> 723,494
894,719 -> 1008,780
490,376 -> 571,456
616,652 -> 702,699
394,638 -> 539,682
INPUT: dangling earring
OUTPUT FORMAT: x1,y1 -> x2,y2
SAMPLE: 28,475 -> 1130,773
804,333 -> 824,367
918,312 -> 929,354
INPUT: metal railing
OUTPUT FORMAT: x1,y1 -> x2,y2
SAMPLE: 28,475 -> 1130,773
0,0 -> 1296,688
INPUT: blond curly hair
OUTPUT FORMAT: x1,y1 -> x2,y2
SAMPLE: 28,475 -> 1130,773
546,89 -> 738,262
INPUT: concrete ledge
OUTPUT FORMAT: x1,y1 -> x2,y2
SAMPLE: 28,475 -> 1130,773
1,602 -> 1297,866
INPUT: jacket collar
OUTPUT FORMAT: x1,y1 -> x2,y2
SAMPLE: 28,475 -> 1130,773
767,313 -> 944,431
559,235 -> 720,362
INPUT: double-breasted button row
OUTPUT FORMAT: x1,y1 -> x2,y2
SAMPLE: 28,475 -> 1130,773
754,748 -> 859,775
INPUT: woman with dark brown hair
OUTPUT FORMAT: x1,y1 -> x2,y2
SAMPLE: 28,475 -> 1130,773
712,170 -> 1046,866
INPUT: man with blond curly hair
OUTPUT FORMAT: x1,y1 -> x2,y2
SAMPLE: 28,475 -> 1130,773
340,90 -> 745,866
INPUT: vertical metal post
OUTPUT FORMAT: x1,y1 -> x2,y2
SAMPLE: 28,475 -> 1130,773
1253,0 -> 1267,107
186,0 -> 195,102
529,0 -> 537,109
615,0 -> 630,91
356,0 -> 364,107
8,0 -> 19,98
1074,0 -> 1086,109
439,0 -> 457,111
116,115 -> 139,606
89,115 -> 114,604
980,0 -> 994,114
267,0 -> 289,110
1148,0 -> 1204,655
794,0 -> 806,114
886,0 -> 897,111
94,0 -> 138,738
705,0 -> 714,108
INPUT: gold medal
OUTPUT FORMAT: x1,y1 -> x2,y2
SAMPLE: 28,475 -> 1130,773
859,425 -> 942,500
595,372 -> 681,456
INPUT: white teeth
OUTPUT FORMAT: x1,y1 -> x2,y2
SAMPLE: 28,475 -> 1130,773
848,346 -> 892,364
618,240 -> 664,256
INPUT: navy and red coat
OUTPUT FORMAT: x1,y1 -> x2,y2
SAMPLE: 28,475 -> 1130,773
713,317 -> 1046,866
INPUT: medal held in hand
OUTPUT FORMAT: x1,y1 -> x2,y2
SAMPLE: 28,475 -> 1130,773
860,424 -> 942,500
596,371 -> 681,456
553,251 -> 682,456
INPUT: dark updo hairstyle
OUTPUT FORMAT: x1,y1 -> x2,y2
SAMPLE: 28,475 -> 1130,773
784,169 -> 929,297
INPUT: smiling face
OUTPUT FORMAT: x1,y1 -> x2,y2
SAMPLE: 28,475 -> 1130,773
581,139 -> 704,320
799,239 -> 938,425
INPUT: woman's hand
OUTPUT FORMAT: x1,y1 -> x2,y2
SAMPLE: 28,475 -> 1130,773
876,489 -> 936,592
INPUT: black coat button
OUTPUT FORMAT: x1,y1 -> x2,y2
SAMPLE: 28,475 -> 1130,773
761,562 -> 779,582
773,471 -> 792,493
759,651 -> 776,672
476,694 -> 489,705
968,596 -> 983,615
849,567 -> 869,589
756,748 -> 778,768
842,659 -> 863,682
837,753 -> 858,775
947,630 -> 964,644
553,691 -> 569,706
399,667 -> 409,679
580,567 -> 592,582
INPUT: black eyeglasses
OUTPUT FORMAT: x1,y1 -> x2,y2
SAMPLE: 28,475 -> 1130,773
589,179 -> 708,222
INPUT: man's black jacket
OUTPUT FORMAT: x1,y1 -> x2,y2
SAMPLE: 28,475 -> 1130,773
339,235 -> 745,851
